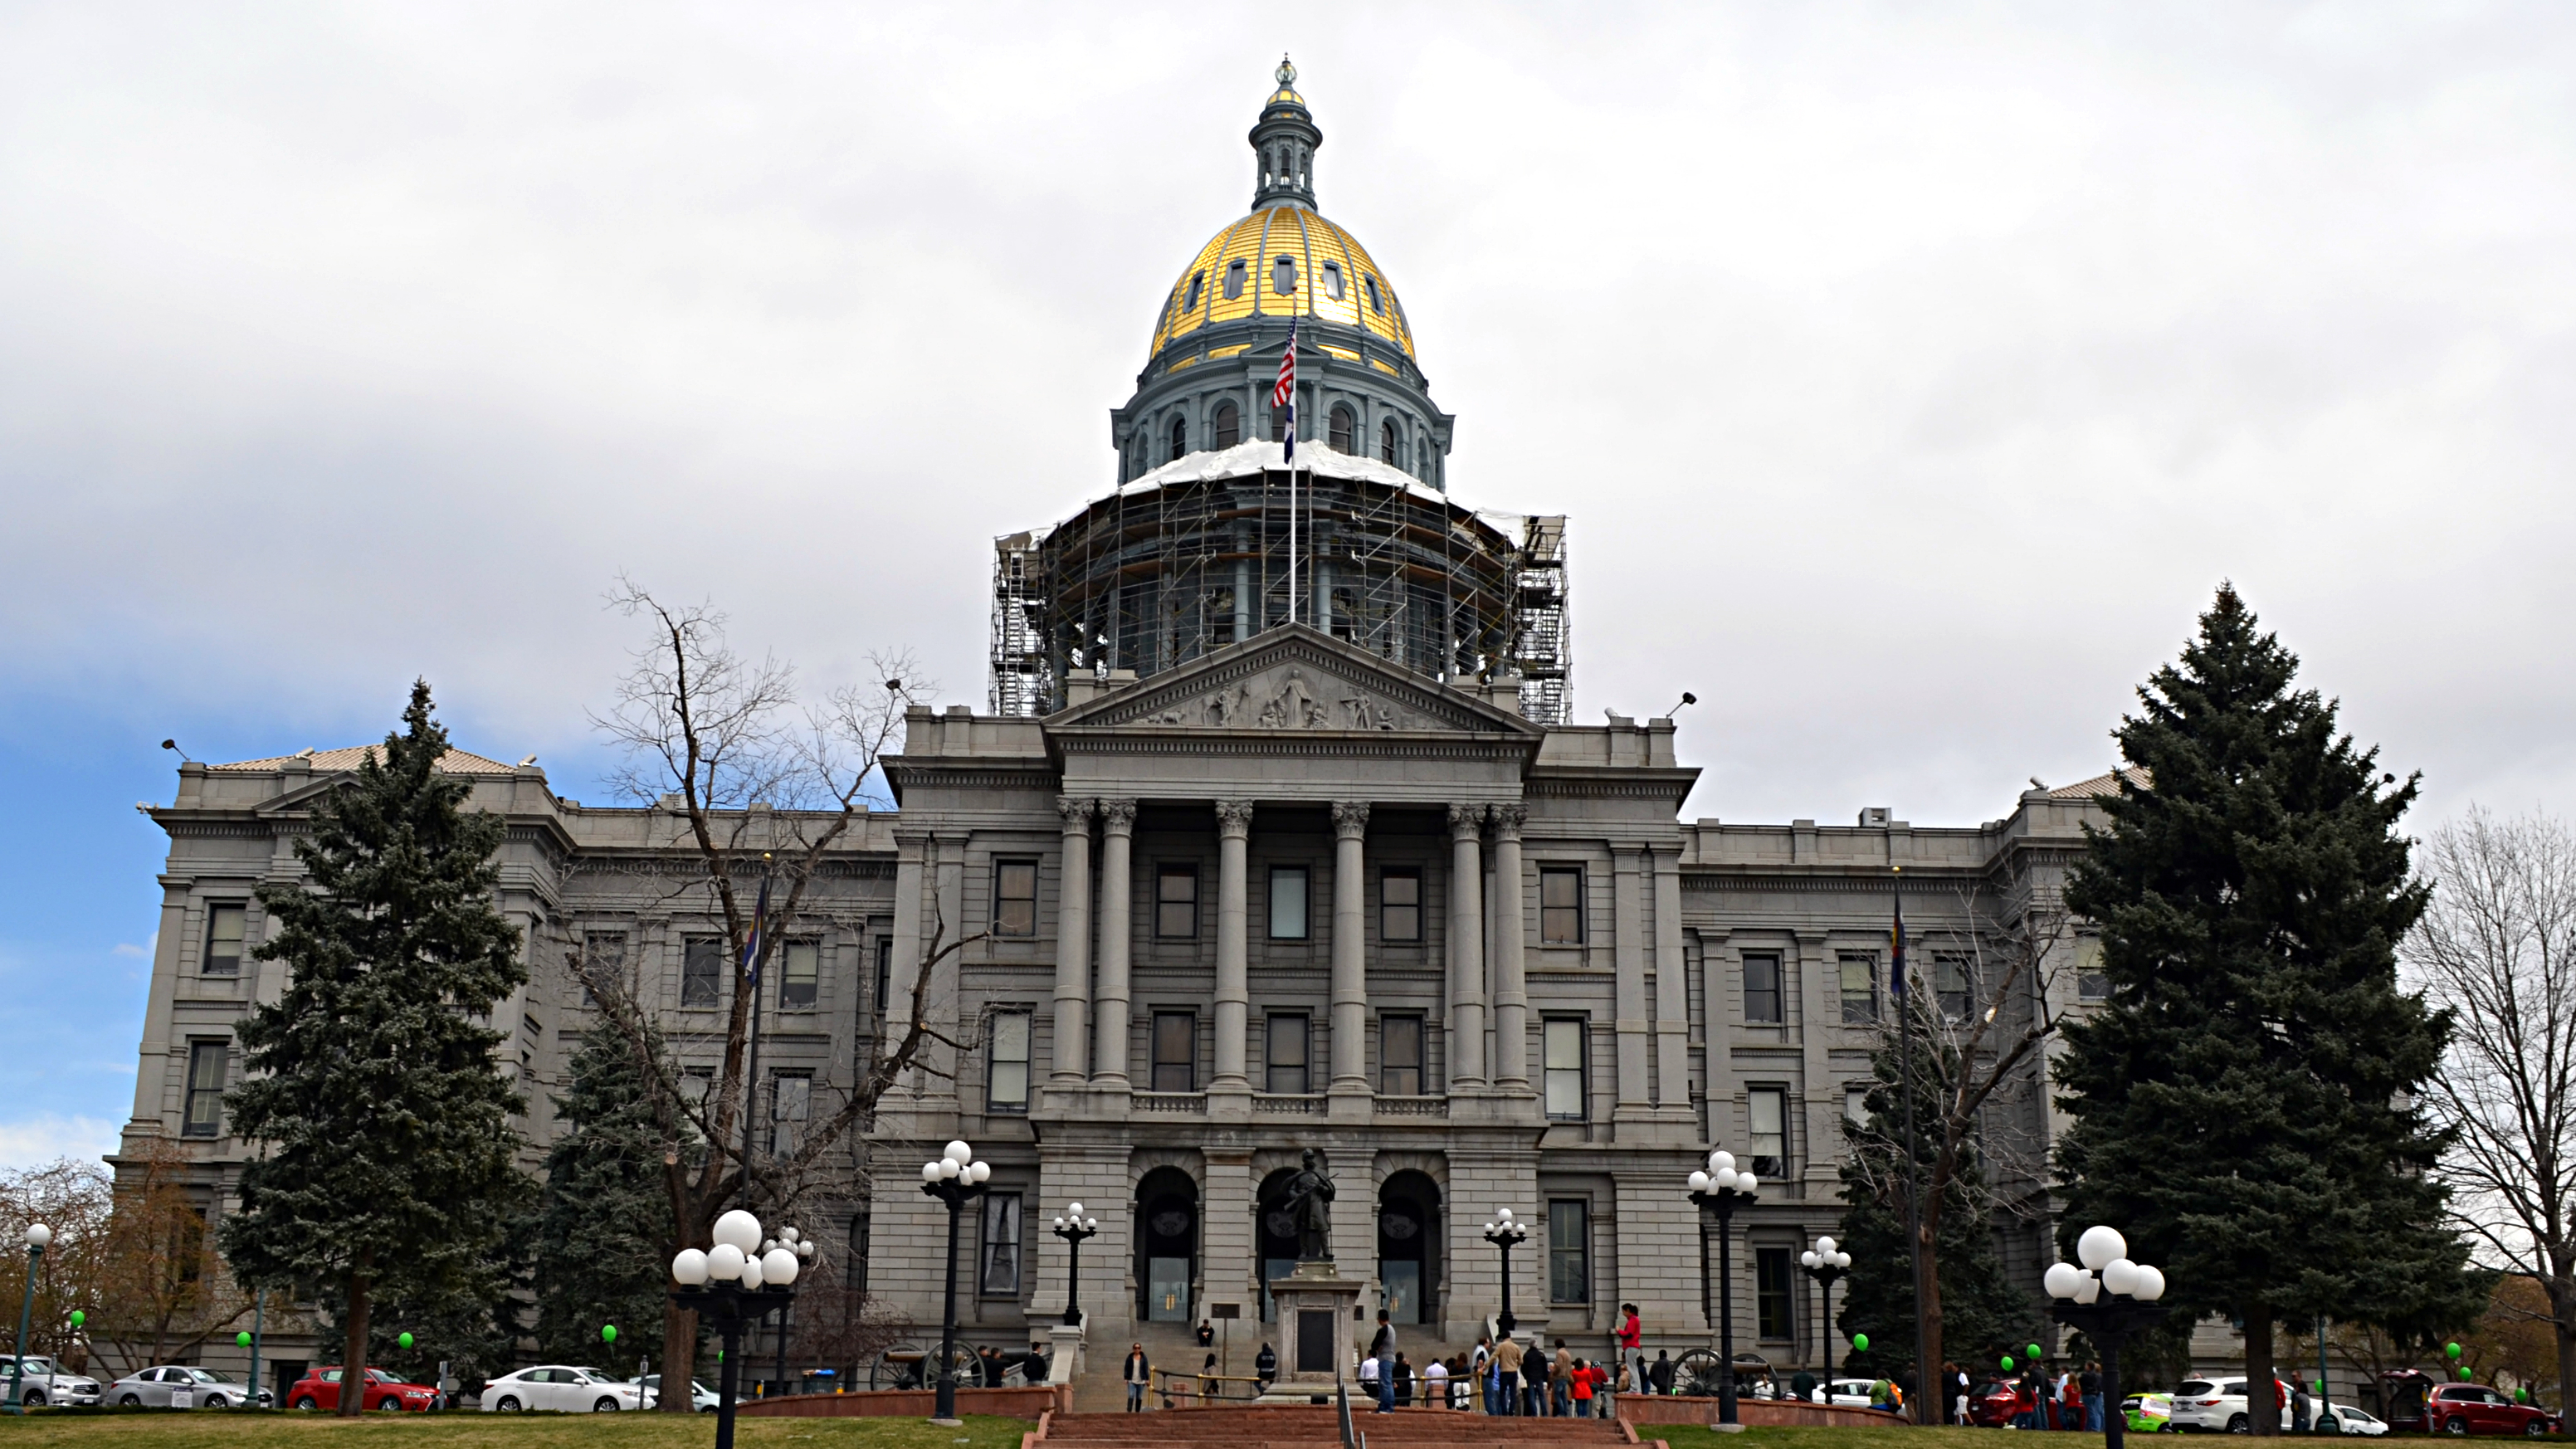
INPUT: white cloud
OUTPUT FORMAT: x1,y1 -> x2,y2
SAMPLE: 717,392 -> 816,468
0,1115 -> 120,1171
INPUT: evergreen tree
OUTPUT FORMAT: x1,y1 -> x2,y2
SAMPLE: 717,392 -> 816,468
1837,1031 -> 2038,1385
2056,587 -> 2476,1434
218,682 -> 529,1415
532,1018 -> 681,1368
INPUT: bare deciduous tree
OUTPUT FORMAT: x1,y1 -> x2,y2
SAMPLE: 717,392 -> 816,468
2411,807 -> 2576,1408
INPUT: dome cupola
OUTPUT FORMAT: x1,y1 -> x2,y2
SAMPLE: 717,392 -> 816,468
1251,56 -> 1320,210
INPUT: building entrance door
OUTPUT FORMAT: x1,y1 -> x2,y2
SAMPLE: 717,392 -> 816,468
1377,1171 -> 1440,1326
1136,1165 -> 1198,1323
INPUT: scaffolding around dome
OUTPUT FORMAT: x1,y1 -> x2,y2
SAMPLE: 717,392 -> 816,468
991,442 -> 1568,723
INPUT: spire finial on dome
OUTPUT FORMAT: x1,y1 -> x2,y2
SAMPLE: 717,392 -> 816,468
1250,56 -> 1320,208
1277,54 -> 1296,90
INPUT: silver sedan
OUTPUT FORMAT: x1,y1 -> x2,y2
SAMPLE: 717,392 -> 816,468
107,1364 -> 268,1408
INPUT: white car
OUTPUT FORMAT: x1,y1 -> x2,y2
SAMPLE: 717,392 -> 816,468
2320,1404 -> 2389,1436
631,1373 -> 719,1412
107,1364 -> 269,1408
2168,1376 -> 2292,1433
2,1355 -> 104,1408
1828,1377 -> 1881,1409
479,1364 -> 652,1412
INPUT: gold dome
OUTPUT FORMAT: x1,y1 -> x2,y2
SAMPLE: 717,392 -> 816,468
1149,204 -> 1417,362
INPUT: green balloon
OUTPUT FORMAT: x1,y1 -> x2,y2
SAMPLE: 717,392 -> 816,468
2459,1368 -> 2474,1382
237,1332 -> 253,1348
398,1332 -> 414,1350
2029,1343 -> 2044,1360
2447,1342 -> 2463,1359
2520,1389 -> 2532,1403
2002,1356 -> 2016,1371
1852,1333 -> 1870,1353
602,1325 -> 617,1344
66,1310 -> 82,1328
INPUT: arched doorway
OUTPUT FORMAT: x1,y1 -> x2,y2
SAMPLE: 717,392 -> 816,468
1377,1170 -> 1441,1326
1136,1166 -> 1198,1323
1255,1168 -> 1303,1321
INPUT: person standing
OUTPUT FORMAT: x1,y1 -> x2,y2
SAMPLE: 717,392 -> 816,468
2082,1361 -> 2104,1432
1393,1352 -> 1414,1408
1368,1311 -> 1398,1413
1618,1303 -> 1642,1360
1493,1334 -> 1523,1416
1522,1339 -> 1549,1417
1422,1354 -> 1447,1410
1123,1343 -> 1150,1412
1254,1342 -> 1276,1391
1359,1347 -> 1382,1412
1552,1339 -> 1574,1417
1570,1358 -> 1596,1418
1792,1366 -> 1817,1404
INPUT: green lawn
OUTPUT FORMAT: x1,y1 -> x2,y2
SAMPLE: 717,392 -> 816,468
0,1410 -> 1032,1449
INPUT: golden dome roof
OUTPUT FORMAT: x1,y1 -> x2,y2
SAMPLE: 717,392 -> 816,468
1149,204 -> 1417,362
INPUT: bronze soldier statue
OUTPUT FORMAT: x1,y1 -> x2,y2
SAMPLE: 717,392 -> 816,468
1277,1148 -> 1337,1261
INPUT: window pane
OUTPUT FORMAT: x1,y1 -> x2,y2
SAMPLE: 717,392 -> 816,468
1540,869 -> 1582,944
2075,937 -> 2109,1000
683,939 -> 724,1007
771,1074 -> 810,1156
202,905 -> 246,975
1380,869 -> 1420,942
1845,1086 -> 1870,1125
1838,954 -> 1876,1022
1935,953 -> 1969,1020
1380,1015 -> 1422,1095
1266,1014 -> 1309,1095
1757,1247 -> 1794,1339
780,941 -> 819,1009
1158,866 -> 1198,939
989,1012 -> 1032,1110
1267,866 -> 1309,940
994,861 -> 1038,938
1548,1200 -> 1588,1302
183,1042 -> 227,1136
1152,1012 -> 1196,1092
981,1193 -> 1022,1297
1544,1019 -> 1584,1119
1743,954 -> 1781,1024
1749,1087 -> 1786,1176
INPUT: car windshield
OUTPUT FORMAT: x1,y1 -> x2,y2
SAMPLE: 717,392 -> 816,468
189,1368 -> 237,1383
2179,1381 -> 2214,1395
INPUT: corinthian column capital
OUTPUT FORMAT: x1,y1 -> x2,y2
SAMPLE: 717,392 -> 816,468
1488,802 -> 1528,839
1331,801 -> 1372,840
1056,795 -> 1096,830
1099,798 -> 1139,831
1215,799 -> 1256,837
1447,802 -> 1486,840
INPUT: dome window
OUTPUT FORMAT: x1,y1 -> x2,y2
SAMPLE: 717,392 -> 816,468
1223,260 -> 1247,300
1213,400 -> 1242,450
1168,417 -> 1188,462
1364,275 -> 1384,315
1320,261 -> 1345,300
1272,255 -> 1296,296
1184,271 -> 1205,312
1379,419 -> 1398,464
1329,406 -> 1355,454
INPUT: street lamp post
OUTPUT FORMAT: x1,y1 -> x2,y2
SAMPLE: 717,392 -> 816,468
669,1208 -> 804,1449
1481,1209 -> 1530,1343
1798,1235 -> 1852,1381
763,1227 -> 817,1395
2042,1225 -> 2170,1449
920,1139 -> 993,1424
7,1223 -> 48,1415
1687,1150 -> 1761,1426
1051,1203 -> 1099,1327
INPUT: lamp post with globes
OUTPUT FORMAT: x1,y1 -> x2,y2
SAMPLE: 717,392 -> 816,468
921,1139 -> 993,1424
7,1222 -> 48,1414
1481,1209 -> 1530,1342
1798,1235 -> 1852,1379
2042,1225 -> 2169,1449
1687,1150 -> 1761,1426
1051,1203 -> 1099,1327
764,1227 -> 817,1397
668,1208 -> 804,1449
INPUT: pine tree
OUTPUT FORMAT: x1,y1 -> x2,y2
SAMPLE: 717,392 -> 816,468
218,681 -> 529,1416
1837,1032 -> 2039,1385
2055,586 -> 2476,1434
532,1018 -> 682,1369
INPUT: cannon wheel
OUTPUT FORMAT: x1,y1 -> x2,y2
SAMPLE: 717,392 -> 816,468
1675,1348 -> 1730,1399
872,1342 -> 982,1392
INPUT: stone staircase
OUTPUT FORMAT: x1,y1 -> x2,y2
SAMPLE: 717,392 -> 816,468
1066,1320 -> 1497,1415
1037,1403 -> 1644,1449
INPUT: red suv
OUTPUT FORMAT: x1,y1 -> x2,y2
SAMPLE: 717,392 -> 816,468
2419,1383 -> 2561,1437
285,1366 -> 437,1412
1968,1379 -> 2022,1427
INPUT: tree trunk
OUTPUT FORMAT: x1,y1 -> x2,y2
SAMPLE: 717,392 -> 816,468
1919,1193 -> 1947,1424
339,1261 -> 372,1418
661,1299 -> 697,1411
2553,1268 -> 2576,1417
2245,1300 -> 2275,1437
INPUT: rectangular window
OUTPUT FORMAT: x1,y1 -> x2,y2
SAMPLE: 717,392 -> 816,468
1379,1013 -> 1424,1096
988,1010 -> 1032,1112
875,937 -> 894,1022
1268,866 -> 1310,940
683,938 -> 724,1008
1742,952 -> 1783,1024
579,930 -> 627,1004
1934,953 -> 1971,1022
1757,1247 -> 1795,1340
1547,1199 -> 1590,1303
1157,865 -> 1200,939
183,1041 -> 227,1137
1151,1011 -> 1197,1092
980,1192 -> 1022,1297
680,1070 -> 714,1115
779,940 -> 819,1010
2075,936 -> 2109,1001
1845,1086 -> 1870,1126
1749,1086 -> 1788,1177
771,1072 -> 810,1156
202,904 -> 246,976
1378,867 -> 1421,942
993,859 -> 1038,938
1266,1012 -> 1310,1095
1539,867 -> 1584,945
1838,953 -> 1877,1023
1544,1017 -> 1588,1120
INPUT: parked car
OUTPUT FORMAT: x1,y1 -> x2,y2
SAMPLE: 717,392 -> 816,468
0,1355 -> 103,1407
2417,1383 -> 2562,1437
2124,1391 -> 2176,1433
1968,1378 -> 2022,1427
2320,1403 -> 2391,1436
2168,1376 -> 2292,1433
1827,1376 -> 1877,1408
629,1373 -> 717,1412
285,1366 -> 437,1411
107,1364 -> 269,1408
479,1364 -> 651,1412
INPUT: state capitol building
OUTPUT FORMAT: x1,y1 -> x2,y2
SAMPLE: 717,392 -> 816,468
125,63 -> 2119,1388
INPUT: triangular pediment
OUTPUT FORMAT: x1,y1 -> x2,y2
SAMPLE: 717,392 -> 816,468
1049,624 -> 1540,737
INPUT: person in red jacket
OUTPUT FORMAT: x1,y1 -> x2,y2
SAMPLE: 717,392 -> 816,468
1617,1303 -> 1642,1356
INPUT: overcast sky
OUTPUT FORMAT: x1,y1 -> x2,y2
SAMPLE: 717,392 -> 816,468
4,2 -> 2570,1165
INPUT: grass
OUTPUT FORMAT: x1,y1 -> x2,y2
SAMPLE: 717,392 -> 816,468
0,1409 -> 1033,1449
1660,1429 -> 2112,1449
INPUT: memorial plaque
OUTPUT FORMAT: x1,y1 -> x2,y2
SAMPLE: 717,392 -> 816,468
1298,1309 -> 1334,1373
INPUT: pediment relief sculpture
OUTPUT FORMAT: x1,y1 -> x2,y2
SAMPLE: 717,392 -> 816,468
1129,665 -> 1419,732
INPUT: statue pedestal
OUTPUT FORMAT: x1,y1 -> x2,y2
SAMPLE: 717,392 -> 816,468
1045,1315 -> 1086,1386
1256,1259 -> 1367,1404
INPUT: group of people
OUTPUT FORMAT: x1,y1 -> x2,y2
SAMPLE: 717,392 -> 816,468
1959,1360 -> 2106,1431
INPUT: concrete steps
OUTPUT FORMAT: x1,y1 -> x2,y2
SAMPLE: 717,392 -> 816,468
1041,1404 -> 1636,1449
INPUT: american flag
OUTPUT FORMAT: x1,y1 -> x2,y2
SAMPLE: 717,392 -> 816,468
1274,320 -> 1297,463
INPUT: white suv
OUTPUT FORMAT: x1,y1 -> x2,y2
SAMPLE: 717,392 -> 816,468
2,1356 -> 105,1408
2169,1377 -> 2292,1434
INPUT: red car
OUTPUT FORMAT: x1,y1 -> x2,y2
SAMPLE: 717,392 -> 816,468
2414,1382 -> 2561,1437
1968,1379 -> 2023,1427
285,1366 -> 437,1412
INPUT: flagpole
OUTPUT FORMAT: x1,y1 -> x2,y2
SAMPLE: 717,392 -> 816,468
1894,865 -> 1931,1422
737,854 -> 774,1211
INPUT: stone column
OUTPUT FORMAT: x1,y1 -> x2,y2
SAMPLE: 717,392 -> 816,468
886,828 -> 929,1097
1488,803 -> 1530,1090
1051,797 -> 1095,1086
927,836 -> 966,1103
1213,800 -> 1255,1093
1329,802 -> 1371,1100
1447,803 -> 1488,1087
1092,799 -> 1137,1087
1612,846 -> 1651,1114
1652,846 -> 1691,1115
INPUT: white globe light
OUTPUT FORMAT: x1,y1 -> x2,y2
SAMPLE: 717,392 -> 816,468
1067,1203 -> 1084,1217
1738,1171 -> 1760,1194
761,1240 -> 778,1256
712,1210 -> 763,1255
1710,1151 -> 1735,1173
923,1161 -> 944,1183
1053,1216 -> 1067,1229
1497,1208 -> 1513,1222
971,1161 -> 993,1183
2073,1273 -> 2102,1305
1084,1217 -> 1097,1231
739,1255 -> 764,1290
761,1247 -> 801,1286
1835,1251 -> 1851,1268
938,1158 -> 960,1180
2132,1265 -> 2166,1302
671,1249 -> 710,1286
1688,1171 -> 1712,1193
1817,1236 -> 1837,1255
798,1239 -> 815,1258
1715,1168 -> 1741,1191
2102,1259 -> 2142,1297
780,1227 -> 799,1244
24,1224 -> 51,1250
1801,1251 -> 1818,1269
706,1243 -> 746,1281
944,1139 -> 973,1164
2076,1225 -> 2127,1271
2043,1263 -> 2085,1300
